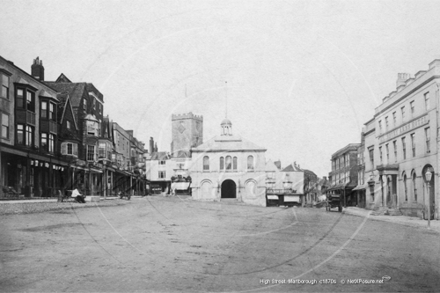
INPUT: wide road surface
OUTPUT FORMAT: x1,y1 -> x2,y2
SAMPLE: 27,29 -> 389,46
1,196 -> 439,292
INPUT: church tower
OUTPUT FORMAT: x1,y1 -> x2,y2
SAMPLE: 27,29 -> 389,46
171,112 -> 203,157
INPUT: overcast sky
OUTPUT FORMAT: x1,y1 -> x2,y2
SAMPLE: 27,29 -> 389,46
2,0 -> 440,177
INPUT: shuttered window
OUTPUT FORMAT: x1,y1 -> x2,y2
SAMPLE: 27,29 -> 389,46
61,142 -> 78,157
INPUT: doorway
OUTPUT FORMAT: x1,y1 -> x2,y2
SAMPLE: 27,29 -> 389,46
221,179 -> 236,198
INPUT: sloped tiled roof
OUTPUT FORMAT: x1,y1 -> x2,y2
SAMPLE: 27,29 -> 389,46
44,82 -> 86,108
192,134 -> 266,152
86,83 -> 104,102
172,150 -> 191,158
150,152 -> 171,160
282,164 -> 303,172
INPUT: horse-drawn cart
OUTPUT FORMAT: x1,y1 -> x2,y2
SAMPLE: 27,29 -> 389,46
326,193 -> 342,212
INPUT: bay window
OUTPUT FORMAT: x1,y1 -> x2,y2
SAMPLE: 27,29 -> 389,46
49,102 -> 55,120
26,126 -> 33,147
26,91 -> 35,112
41,101 -> 48,118
87,145 -> 95,161
16,89 -> 24,108
41,132 -> 48,150
1,113 -> 9,139
1,73 -> 9,100
16,124 -> 24,144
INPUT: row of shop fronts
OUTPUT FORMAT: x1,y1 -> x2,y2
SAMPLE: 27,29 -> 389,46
1,145 -> 147,199
0,55 -> 149,200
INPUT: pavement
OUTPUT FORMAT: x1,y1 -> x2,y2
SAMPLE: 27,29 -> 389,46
343,206 -> 440,233
0,196 -> 140,214
0,195 -> 127,204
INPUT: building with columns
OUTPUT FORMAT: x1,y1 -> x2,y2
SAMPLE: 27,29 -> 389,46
189,118 -> 267,206
363,59 -> 440,218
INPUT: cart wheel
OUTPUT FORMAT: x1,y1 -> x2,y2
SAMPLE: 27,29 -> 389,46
338,205 -> 342,212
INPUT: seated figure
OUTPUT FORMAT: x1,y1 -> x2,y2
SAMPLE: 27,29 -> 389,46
71,187 -> 86,203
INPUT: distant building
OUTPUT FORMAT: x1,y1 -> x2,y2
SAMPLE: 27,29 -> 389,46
189,119 -> 267,206
352,131 -> 367,208
328,143 -> 360,207
265,160 -> 304,206
171,112 -> 203,157
145,151 -> 173,194
302,168 -> 318,205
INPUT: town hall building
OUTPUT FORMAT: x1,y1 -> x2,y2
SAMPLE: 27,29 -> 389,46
189,118 -> 267,206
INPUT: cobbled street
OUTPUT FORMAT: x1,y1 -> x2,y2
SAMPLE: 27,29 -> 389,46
1,196 -> 439,292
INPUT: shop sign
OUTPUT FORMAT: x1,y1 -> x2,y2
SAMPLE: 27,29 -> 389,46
379,114 -> 429,144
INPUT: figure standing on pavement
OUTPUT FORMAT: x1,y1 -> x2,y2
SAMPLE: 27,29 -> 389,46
71,187 -> 86,203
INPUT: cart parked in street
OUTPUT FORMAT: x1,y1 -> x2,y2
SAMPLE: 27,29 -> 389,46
326,193 -> 342,212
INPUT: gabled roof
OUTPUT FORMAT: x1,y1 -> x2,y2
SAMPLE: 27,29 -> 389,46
55,73 -> 72,83
192,134 -> 266,152
57,93 -> 79,131
265,160 -> 280,172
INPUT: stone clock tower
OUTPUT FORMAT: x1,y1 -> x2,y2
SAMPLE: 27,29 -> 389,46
171,112 -> 203,157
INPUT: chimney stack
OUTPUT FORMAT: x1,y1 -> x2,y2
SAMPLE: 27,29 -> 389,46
31,57 -> 45,81
396,73 -> 410,88
149,137 -> 154,154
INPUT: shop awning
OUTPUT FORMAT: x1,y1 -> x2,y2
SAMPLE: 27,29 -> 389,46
327,182 -> 357,191
352,184 -> 368,191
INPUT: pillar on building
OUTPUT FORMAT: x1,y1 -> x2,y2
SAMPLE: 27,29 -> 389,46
25,156 -> 31,197
0,150 -> 3,197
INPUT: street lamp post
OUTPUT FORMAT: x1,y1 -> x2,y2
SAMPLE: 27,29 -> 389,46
425,169 -> 432,228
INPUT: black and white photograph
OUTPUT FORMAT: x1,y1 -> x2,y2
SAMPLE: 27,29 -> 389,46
1,0 -> 440,292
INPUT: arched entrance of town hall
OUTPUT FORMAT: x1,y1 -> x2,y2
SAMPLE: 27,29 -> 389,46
221,179 -> 236,198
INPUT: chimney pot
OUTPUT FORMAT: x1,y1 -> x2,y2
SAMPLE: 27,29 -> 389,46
396,73 -> 411,88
